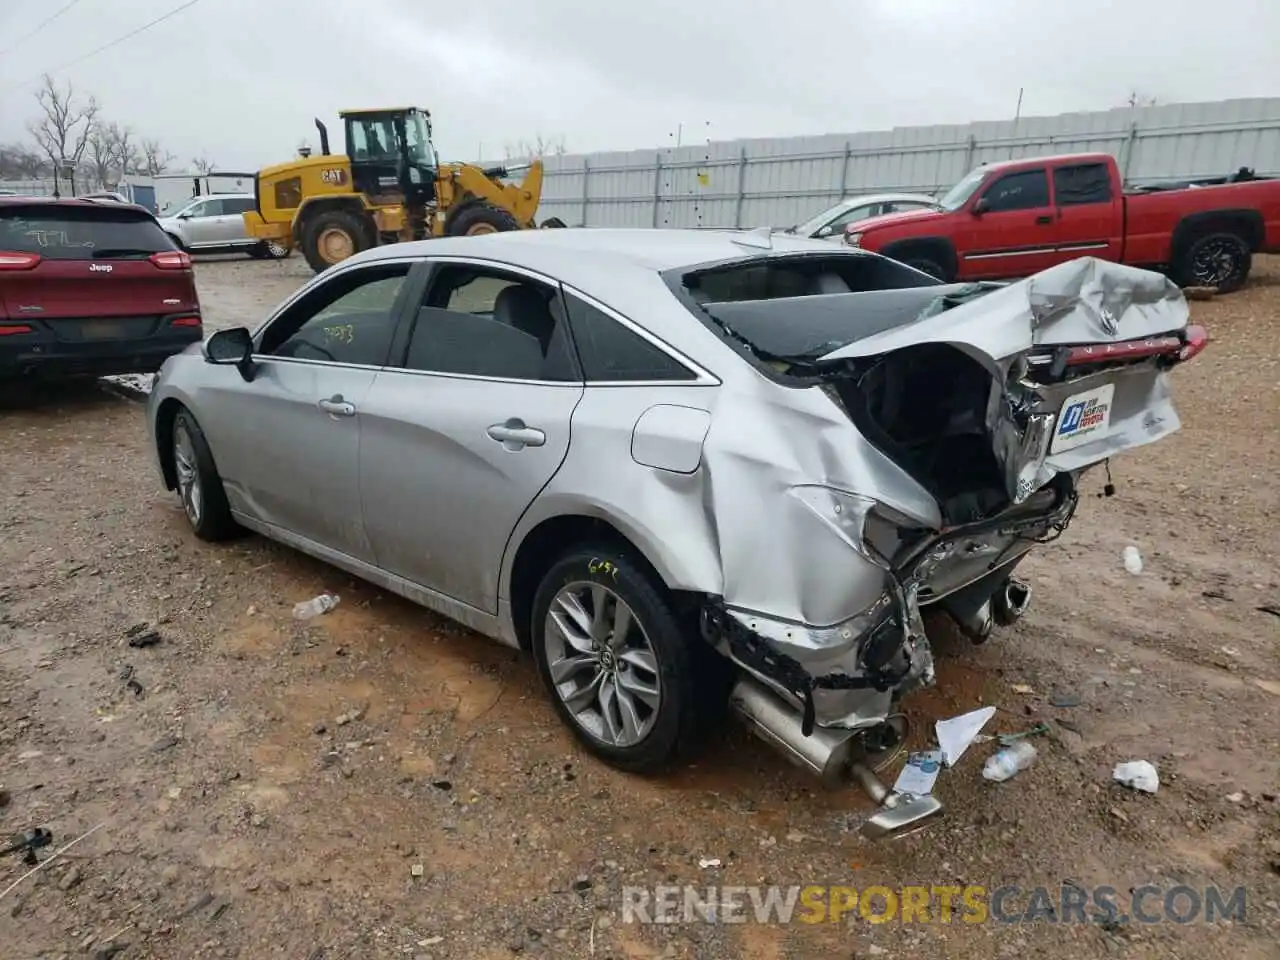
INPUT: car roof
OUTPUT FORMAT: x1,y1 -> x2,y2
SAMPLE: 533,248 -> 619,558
974,151 -> 1113,175
836,192 -> 937,207
0,196 -> 153,214
358,227 -> 864,274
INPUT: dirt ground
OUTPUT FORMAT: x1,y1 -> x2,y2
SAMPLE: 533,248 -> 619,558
0,252 -> 1277,960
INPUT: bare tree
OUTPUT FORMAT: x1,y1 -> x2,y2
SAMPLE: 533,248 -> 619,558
0,143 -> 48,179
1125,90 -> 1159,109
191,154 -> 215,175
26,74 -> 99,196
141,138 -> 175,176
503,134 -> 568,161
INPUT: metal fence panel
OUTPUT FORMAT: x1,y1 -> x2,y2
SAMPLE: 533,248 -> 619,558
522,97 -> 1280,229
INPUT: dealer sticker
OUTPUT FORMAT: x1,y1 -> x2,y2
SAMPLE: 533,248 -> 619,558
1052,382 -> 1115,453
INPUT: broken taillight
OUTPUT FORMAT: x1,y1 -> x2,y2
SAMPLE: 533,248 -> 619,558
0,251 -> 42,270
149,250 -> 191,270
1030,325 -> 1210,381
1177,324 -> 1209,362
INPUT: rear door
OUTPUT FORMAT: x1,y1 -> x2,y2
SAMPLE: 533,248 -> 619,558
358,258 -> 583,612
213,197 -> 254,244
957,167 -> 1059,279
0,203 -> 197,341
1049,161 -> 1123,263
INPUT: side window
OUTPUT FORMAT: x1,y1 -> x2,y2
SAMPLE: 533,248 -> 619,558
826,204 -> 876,231
565,293 -> 697,382
200,198 -> 226,217
881,201 -> 933,214
222,197 -> 255,214
260,264 -> 410,365
402,265 -> 578,381
981,170 -> 1050,212
181,199 -> 208,218
1053,163 -> 1113,206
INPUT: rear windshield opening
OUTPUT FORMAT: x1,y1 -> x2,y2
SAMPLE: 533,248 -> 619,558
681,253 -> 939,305
0,206 -> 174,260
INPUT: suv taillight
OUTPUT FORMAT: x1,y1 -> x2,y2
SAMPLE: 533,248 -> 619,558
0,251 -> 42,270
149,250 -> 191,270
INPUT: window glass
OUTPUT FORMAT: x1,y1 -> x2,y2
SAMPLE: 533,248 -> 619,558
221,197 -> 255,214
197,198 -> 225,217
880,201 -> 934,215
0,206 -> 173,259
262,266 -> 409,366
565,293 -> 696,382
981,170 -> 1050,212
826,204 -> 877,232
402,265 -> 578,381
1053,163 -> 1113,205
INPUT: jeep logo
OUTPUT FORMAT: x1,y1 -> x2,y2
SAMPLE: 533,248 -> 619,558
89,263 -> 113,273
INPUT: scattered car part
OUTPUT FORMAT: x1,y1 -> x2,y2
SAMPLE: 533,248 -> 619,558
1,828 -> 53,865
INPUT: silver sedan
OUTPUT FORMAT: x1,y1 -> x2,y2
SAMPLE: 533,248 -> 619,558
147,228 -> 1205,835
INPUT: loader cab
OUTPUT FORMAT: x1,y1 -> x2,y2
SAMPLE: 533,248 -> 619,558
339,107 -> 438,206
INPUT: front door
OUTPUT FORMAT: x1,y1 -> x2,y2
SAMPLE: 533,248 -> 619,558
201,260 -> 416,561
958,167 -> 1059,279
182,198 -> 220,247
359,260 -> 583,612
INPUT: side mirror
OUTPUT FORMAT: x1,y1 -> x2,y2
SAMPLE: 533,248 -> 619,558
177,211 -> 193,220
202,327 -> 256,382
971,197 -> 990,216
816,224 -> 834,238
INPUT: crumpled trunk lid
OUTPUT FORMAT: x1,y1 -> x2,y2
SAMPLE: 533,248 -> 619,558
818,258 -> 1202,516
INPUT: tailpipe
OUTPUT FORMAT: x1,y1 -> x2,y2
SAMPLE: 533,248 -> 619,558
992,576 -> 1032,626
730,675 -> 856,786
729,676 -> 945,840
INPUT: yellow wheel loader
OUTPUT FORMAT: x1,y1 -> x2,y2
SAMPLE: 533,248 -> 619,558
243,107 -> 546,273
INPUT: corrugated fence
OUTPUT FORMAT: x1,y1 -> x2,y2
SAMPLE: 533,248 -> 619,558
518,97 -> 1280,230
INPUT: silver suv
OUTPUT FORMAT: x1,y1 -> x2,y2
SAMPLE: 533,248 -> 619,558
158,193 -> 287,259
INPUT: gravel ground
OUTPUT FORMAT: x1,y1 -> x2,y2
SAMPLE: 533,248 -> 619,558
1,254 -> 1278,959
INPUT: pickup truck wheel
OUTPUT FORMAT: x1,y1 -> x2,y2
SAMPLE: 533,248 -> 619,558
903,257 -> 948,281
1178,232 -> 1251,293
530,545 -> 721,773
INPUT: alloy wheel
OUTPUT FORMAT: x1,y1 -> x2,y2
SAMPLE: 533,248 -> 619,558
542,581 -> 662,747
1190,237 -> 1242,287
173,422 -> 203,527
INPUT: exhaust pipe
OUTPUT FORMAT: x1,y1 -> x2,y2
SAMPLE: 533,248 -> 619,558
730,675 -> 857,786
954,598 -> 994,645
992,576 -> 1032,626
730,676 -> 945,839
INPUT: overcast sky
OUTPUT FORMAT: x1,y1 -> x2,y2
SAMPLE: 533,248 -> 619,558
1,0 -> 1277,172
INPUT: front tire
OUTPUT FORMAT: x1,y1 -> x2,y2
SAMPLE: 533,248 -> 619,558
903,257 -> 948,281
171,408 -> 238,541
530,545 -> 711,773
446,201 -> 521,237
301,210 -> 372,273
1175,232 -> 1251,293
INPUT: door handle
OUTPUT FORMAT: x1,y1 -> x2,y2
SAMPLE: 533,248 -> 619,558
318,395 -> 356,417
1036,215 -> 1054,225
487,418 -> 546,449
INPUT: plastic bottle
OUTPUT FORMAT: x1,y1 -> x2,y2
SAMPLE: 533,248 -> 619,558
293,592 -> 340,620
1122,545 -> 1143,575
981,741 -> 1038,782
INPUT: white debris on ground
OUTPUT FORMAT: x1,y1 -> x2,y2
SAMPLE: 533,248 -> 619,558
1113,760 -> 1160,793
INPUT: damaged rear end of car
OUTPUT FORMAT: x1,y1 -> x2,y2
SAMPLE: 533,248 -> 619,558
669,250 -> 1206,837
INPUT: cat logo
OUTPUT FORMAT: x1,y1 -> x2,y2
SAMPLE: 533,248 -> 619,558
89,263 -> 113,273
320,168 -> 347,186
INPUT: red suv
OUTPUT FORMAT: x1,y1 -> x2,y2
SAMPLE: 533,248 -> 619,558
0,197 -> 202,379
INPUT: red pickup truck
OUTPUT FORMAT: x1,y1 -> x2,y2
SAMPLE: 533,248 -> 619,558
843,152 -> 1280,291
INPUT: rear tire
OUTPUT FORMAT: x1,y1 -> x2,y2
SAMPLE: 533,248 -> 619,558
1175,232 -> 1251,293
171,408 -> 238,542
301,209 -> 372,273
446,201 -> 521,237
249,240 -> 290,260
530,544 -> 724,773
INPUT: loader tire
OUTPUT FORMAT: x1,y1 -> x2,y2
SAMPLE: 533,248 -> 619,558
447,202 -> 521,237
301,209 -> 372,273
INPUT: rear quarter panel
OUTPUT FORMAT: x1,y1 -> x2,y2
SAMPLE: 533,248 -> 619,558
1123,180 -> 1280,264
